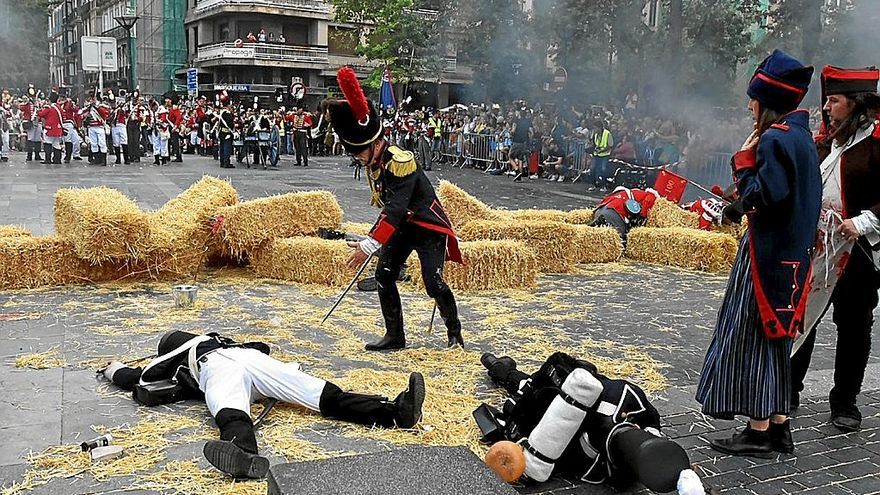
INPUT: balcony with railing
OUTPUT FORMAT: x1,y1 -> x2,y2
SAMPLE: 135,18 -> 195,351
188,0 -> 331,21
194,42 -> 329,67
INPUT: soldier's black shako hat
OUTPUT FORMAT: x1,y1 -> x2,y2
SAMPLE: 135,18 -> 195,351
158,330 -> 199,356
325,67 -> 382,154
607,426 -> 691,493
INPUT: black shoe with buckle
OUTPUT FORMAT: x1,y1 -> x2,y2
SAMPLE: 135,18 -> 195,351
709,426 -> 774,458
769,420 -> 794,454
203,440 -> 270,479
830,404 -> 861,432
393,372 -> 425,428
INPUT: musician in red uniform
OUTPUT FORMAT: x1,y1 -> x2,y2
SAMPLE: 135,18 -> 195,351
591,187 -> 660,246
18,85 -> 42,162
36,91 -> 66,164
291,106 -> 312,167
165,93 -> 184,162
154,104 -> 171,165
59,88 -> 82,163
81,91 -> 111,165
110,93 -> 129,165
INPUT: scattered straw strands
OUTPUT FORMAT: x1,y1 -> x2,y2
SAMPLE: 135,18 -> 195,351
626,227 -> 738,272
571,225 -> 622,264
54,186 -> 152,262
250,237 -> 354,286
144,176 -> 239,277
459,219 -> 577,273
13,350 -> 66,369
436,180 -> 497,228
216,191 -> 343,258
0,225 -> 31,238
646,197 -> 701,229
409,240 -> 538,291
132,459 -> 266,495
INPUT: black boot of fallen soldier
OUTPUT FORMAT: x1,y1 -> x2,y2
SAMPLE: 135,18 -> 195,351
203,441 -> 269,479
365,332 -> 406,351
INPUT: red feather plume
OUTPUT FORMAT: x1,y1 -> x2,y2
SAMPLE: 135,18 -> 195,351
337,67 -> 370,123
711,185 -> 723,196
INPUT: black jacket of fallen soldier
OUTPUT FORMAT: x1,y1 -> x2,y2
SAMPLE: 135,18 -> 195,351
366,144 -> 463,263
107,333 -> 270,398
503,352 -> 661,486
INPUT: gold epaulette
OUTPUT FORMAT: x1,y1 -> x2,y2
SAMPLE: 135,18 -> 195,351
386,146 -> 417,177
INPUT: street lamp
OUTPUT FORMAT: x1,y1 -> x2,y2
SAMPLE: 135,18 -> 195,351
114,10 -> 139,90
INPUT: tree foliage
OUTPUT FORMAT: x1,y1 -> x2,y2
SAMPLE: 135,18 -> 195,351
0,0 -> 51,89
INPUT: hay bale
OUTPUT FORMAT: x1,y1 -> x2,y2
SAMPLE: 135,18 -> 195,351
458,220 -> 577,273
145,176 -> 239,277
571,225 -> 623,264
217,191 -> 343,258
503,209 -> 570,223
54,186 -> 152,263
341,222 -> 374,236
0,225 -> 32,238
565,208 -> 595,225
250,237 -> 354,286
626,227 -> 738,272
0,236 -> 124,290
408,240 -> 538,291
645,198 -> 700,229
436,181 -> 496,228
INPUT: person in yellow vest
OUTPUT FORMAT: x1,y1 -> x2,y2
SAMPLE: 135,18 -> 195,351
589,119 -> 614,192
428,110 -> 443,154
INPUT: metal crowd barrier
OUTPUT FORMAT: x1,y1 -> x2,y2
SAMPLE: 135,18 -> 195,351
440,131 -> 461,162
563,140 -> 590,182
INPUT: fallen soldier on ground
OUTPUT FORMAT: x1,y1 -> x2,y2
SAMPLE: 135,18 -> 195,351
476,352 -> 707,495
99,330 -> 425,479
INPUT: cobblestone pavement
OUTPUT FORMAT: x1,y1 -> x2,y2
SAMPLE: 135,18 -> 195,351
0,151 -> 878,494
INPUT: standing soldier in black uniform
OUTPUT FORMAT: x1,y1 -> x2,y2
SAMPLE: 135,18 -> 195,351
213,91 -> 235,168
326,67 -> 464,351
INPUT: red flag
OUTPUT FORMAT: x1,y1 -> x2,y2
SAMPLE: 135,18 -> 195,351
653,169 -> 689,203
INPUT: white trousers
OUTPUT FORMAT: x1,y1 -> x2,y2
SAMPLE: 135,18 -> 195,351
26,124 -> 41,142
1,130 -> 8,157
198,348 -> 326,417
45,136 -> 64,150
63,122 -> 81,157
152,133 -> 168,157
88,126 -> 107,153
111,124 -> 128,146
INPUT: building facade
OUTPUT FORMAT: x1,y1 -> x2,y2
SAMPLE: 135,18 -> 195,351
182,0 -> 472,107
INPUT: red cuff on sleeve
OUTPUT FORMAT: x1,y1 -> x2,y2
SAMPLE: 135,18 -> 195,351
732,149 -> 757,173
371,217 -> 396,244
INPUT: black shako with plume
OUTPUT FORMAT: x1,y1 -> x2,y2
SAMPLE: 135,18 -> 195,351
325,67 -> 382,154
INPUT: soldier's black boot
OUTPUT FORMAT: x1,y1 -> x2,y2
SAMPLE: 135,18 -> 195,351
318,374 -> 425,429
52,148 -> 62,164
434,289 -> 463,348
370,270 -> 407,351
205,408 -> 268,479
40,144 -> 51,164
25,142 -> 32,161
122,145 -> 130,164
114,147 -> 121,164
365,332 -> 406,351
64,142 -> 72,163
153,155 -> 160,165
33,142 -> 43,162
392,372 -> 425,428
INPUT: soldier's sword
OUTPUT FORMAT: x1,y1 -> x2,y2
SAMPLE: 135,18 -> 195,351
321,252 -> 375,324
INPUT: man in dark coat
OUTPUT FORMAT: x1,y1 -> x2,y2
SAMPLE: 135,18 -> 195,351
326,67 -> 464,351
791,65 -> 880,432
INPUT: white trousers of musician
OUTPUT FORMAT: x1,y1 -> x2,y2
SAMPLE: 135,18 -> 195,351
152,133 -> 168,157
1,130 -> 8,158
198,348 -> 326,417
26,124 -> 41,142
63,122 -> 81,157
111,124 -> 128,147
45,136 -> 64,150
88,126 -> 108,153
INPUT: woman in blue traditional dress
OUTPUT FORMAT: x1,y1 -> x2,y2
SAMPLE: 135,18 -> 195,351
696,49 -> 822,458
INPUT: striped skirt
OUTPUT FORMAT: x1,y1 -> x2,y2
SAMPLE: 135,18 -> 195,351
695,234 -> 792,420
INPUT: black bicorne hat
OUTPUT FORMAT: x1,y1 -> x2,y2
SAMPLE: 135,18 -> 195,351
325,67 -> 382,154
607,426 -> 691,493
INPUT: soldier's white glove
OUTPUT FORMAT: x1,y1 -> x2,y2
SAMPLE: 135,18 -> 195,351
103,361 -> 126,382
359,237 -> 382,256
677,469 -> 705,495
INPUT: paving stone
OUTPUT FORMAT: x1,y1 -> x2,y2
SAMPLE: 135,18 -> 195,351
267,446 -> 517,495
